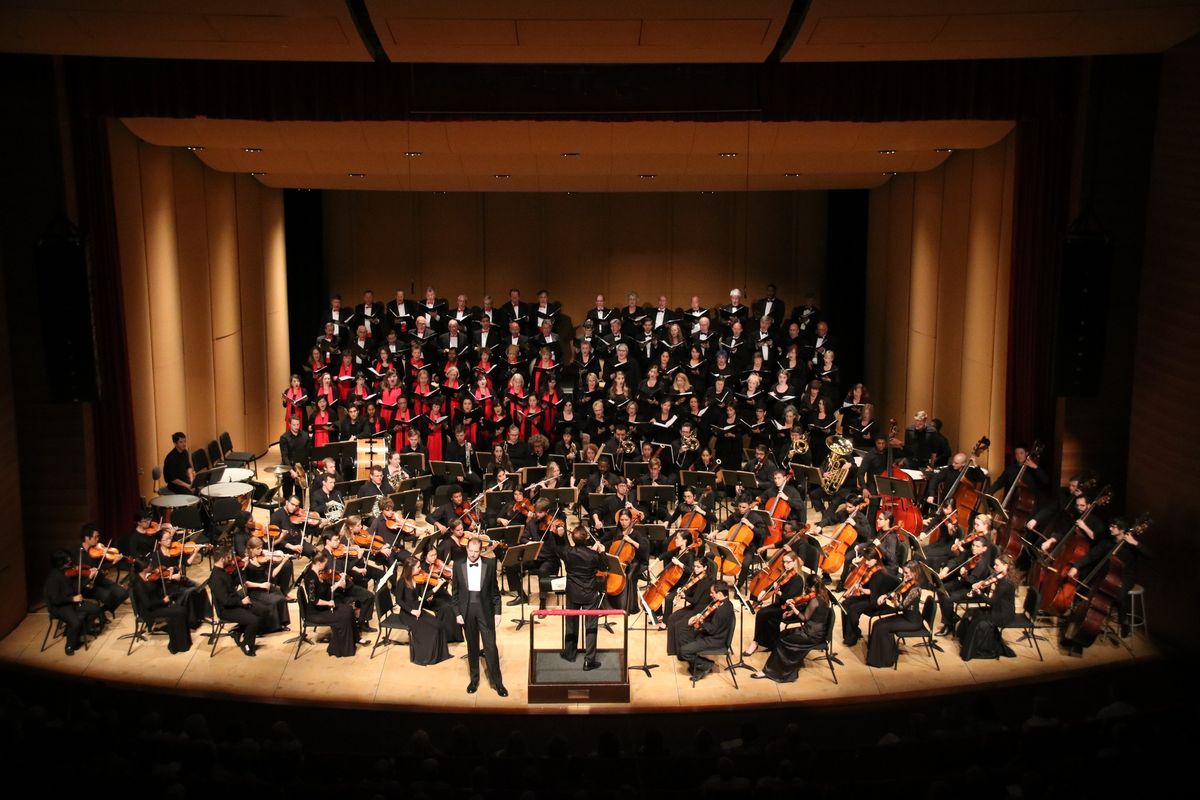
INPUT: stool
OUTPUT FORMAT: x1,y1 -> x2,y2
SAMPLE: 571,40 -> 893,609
1126,584 -> 1147,636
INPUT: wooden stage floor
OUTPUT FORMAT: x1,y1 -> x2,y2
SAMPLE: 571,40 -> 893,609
0,449 -> 1159,715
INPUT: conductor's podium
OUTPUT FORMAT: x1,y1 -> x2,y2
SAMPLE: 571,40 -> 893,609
527,609 -> 629,704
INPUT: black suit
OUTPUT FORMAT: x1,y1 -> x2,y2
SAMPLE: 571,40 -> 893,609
44,569 -> 103,651
561,542 -> 607,662
452,557 -> 504,688
208,567 -> 272,650
355,302 -> 383,337
752,297 -> 787,328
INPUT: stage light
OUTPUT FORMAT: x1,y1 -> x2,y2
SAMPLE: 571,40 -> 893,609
250,172 -> 267,176
494,174 -> 511,179
935,148 -> 954,153
404,151 -> 423,157
348,173 -> 365,178
185,146 -> 205,152
639,174 -> 656,179
783,172 -> 802,177
719,152 -> 738,158
878,149 -> 896,155
561,152 -> 581,158
883,171 -> 898,176
244,147 -> 263,153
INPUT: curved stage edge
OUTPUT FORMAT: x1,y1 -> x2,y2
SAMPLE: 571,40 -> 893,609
0,602 -> 1158,716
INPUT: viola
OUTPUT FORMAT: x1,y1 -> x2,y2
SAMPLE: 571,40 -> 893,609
136,521 -> 162,537
455,501 -> 479,530
64,565 -> 99,579
328,542 -> 364,559
690,598 -> 725,629
222,556 -> 249,574
383,513 -> 416,534
843,562 -> 882,598
141,566 -> 177,583
514,497 -> 535,517
317,569 -> 344,583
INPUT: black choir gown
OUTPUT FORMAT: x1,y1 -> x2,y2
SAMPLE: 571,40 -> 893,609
242,559 -> 291,630
866,586 -> 925,668
397,583 -> 452,665
300,568 -> 358,657
761,597 -> 829,682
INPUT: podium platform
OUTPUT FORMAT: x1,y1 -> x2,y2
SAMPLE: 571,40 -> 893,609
527,609 -> 629,704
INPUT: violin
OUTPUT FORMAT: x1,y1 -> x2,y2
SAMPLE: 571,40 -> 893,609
352,529 -> 389,553
690,597 -> 724,629
88,543 -> 124,563
162,541 -> 209,558
64,565 -> 99,579
141,566 -> 177,583
222,556 -> 249,574
328,541 -> 365,559
383,513 -> 416,534
513,497 -> 535,517
136,520 -> 162,537
881,576 -> 919,607
782,588 -> 819,619
966,570 -> 1003,598
455,501 -> 479,530
843,561 -> 882,597
317,569 -> 344,583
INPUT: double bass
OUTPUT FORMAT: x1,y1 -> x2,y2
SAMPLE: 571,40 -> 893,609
1062,514 -> 1151,648
995,441 -> 1045,559
1035,486 -> 1113,615
946,436 -> 991,527
881,419 -> 923,536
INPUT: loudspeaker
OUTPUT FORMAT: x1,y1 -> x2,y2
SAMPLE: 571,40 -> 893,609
1053,234 -> 1111,397
35,221 -> 98,402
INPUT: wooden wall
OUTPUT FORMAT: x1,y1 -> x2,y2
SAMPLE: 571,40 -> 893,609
1127,37 -> 1200,651
321,191 -> 828,325
865,137 -> 1016,466
109,121 -> 289,498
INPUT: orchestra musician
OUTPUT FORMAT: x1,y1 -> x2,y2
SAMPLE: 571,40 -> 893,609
209,547 -> 275,657
44,549 -> 105,656
669,582 -> 734,680
865,560 -> 924,668
162,431 -> 194,494
394,556 -> 452,665
300,551 -> 363,657
935,536 -> 995,636
242,535 -> 293,625
269,496 -> 316,558
77,524 -> 129,617
743,551 -> 809,657
839,547 -> 891,648
146,527 -> 212,627
505,498 -> 565,610
957,553 -> 1017,660
750,584 -> 833,683
131,557 -> 193,654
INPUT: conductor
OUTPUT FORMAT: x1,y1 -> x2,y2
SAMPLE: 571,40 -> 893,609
452,536 -> 508,697
561,526 -> 608,670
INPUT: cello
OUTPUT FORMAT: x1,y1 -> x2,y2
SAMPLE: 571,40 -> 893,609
1035,486 -> 1113,615
996,441 -> 1045,559
642,557 -> 685,614
881,419 -> 923,536
818,497 -> 870,574
604,515 -> 640,597
1062,514 -> 1151,648
710,519 -> 756,578
756,471 -> 795,548
748,522 -> 817,598
669,503 -> 708,553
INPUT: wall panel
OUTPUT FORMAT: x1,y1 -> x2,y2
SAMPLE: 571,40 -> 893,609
865,137 -> 1015,465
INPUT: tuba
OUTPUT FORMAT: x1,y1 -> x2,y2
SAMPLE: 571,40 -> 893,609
820,436 -> 854,495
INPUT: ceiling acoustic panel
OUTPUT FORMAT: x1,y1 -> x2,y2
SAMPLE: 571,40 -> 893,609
784,0 -> 1200,61
0,0 -> 370,61
121,118 -> 1014,192
367,0 -> 792,62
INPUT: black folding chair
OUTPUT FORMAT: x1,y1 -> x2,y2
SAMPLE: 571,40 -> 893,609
1001,586 -> 1047,661
691,623 -> 739,689
893,596 -> 941,671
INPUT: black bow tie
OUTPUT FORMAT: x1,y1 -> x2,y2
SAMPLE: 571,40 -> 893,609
468,561 -> 480,568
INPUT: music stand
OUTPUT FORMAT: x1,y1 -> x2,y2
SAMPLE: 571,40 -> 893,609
637,485 -> 675,517
343,496 -> 377,519
487,525 -> 524,551
547,454 -> 568,473
587,493 -> 608,523
485,490 -> 509,514
315,440 -> 356,465
504,542 -> 543,630
681,470 -> 716,492
520,466 -> 548,486
573,462 -> 599,482
975,490 -> 1009,523
540,486 -> 578,510
718,469 -> 757,492
474,452 -> 495,473
431,461 -> 466,481
398,452 -> 426,475
193,466 -> 226,491
704,538 -> 741,578
334,479 -> 365,496
874,474 -> 917,501
623,460 -> 649,481
630,593 -> 660,678
636,523 -> 670,555
388,489 -> 420,516
397,475 -> 432,494
795,465 -> 824,490
728,581 -> 758,673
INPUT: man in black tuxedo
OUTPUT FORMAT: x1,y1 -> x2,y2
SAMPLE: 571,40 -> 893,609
500,288 -> 529,335
559,527 -> 608,669
452,536 -> 508,696
752,284 -> 786,332
355,289 -> 382,340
